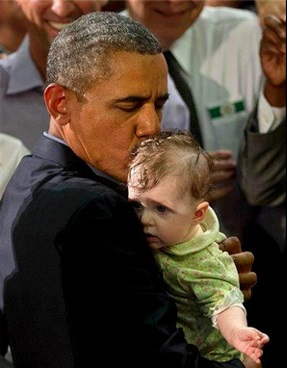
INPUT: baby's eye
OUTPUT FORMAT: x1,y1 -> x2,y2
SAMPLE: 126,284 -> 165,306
156,205 -> 168,213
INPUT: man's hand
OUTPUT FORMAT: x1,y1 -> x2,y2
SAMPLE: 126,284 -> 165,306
243,355 -> 262,368
207,150 -> 237,202
219,237 -> 257,302
260,14 -> 286,107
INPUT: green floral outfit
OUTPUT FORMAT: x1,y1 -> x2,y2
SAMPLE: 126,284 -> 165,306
153,207 -> 245,362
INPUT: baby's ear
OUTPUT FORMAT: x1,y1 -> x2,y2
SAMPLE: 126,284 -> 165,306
193,201 -> 209,224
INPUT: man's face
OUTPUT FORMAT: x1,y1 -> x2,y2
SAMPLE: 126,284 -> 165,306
127,0 -> 205,49
59,52 -> 169,183
16,0 -> 106,43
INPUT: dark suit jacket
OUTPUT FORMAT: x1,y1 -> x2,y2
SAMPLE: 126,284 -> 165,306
0,135 -> 244,368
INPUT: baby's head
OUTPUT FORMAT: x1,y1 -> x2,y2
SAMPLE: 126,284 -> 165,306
128,130 -> 214,201
128,131 -> 215,248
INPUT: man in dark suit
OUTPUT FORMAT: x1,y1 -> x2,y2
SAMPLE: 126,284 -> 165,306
239,113 -> 286,367
0,12 -> 256,368
238,15 -> 286,365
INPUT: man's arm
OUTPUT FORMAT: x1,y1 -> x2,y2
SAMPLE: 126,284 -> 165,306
58,192 -> 245,368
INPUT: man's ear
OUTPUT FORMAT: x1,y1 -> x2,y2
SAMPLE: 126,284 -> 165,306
44,84 -> 70,125
193,201 -> 209,225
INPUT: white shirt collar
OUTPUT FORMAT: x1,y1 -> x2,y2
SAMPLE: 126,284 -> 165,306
4,36 -> 45,95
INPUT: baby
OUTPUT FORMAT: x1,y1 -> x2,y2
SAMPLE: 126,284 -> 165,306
128,130 -> 269,365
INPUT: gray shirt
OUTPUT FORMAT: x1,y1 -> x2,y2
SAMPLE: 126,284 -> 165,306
0,36 -> 49,151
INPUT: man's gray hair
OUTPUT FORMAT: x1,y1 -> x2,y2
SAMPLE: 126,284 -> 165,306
47,12 -> 162,96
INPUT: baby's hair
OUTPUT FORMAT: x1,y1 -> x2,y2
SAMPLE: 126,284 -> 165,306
129,130 -> 214,200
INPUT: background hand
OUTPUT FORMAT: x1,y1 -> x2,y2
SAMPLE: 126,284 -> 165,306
260,13 -> 286,108
256,0 -> 286,27
261,14 -> 286,87
207,150 -> 236,202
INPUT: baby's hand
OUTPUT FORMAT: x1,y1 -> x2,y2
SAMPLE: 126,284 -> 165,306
233,327 -> 270,364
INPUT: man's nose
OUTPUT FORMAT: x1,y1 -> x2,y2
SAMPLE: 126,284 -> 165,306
136,105 -> 161,139
51,0 -> 76,17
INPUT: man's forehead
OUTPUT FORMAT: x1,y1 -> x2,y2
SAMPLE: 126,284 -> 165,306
107,51 -> 167,78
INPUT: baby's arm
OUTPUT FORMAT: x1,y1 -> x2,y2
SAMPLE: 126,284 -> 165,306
216,307 -> 270,364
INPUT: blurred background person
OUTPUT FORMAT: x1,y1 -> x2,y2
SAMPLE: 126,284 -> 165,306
0,0 -> 108,151
239,11 -> 286,253
238,14 -> 286,366
0,133 -> 29,198
0,133 -> 29,364
124,0 -> 285,241
0,0 -> 27,58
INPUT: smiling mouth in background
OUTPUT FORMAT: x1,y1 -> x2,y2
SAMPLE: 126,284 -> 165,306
48,21 -> 71,32
153,8 -> 190,19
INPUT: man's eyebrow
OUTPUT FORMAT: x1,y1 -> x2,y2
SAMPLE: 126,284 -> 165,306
157,93 -> 170,104
113,96 -> 149,104
112,93 -> 170,104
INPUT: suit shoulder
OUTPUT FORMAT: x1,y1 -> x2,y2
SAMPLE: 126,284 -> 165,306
48,174 -> 125,207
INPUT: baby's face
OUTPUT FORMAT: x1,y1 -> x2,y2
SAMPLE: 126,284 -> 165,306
128,173 -> 198,249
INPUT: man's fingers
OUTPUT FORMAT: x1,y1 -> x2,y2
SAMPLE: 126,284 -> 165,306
231,251 -> 255,272
219,236 -> 242,254
219,238 -> 257,303
239,271 -> 258,289
240,272 -> 258,302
